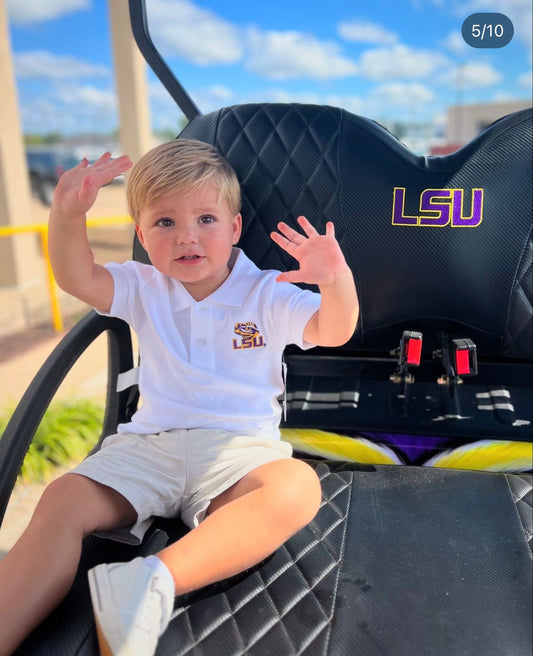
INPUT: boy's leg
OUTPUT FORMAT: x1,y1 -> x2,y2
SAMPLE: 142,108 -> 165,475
0,472 -> 136,656
158,457 -> 322,594
86,456 -> 321,656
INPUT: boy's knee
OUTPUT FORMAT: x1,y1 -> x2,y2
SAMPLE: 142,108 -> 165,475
34,474 -> 84,521
276,459 -> 322,527
33,473 -> 134,536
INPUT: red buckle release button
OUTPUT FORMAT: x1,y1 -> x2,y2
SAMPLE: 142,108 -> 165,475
452,338 -> 477,376
406,337 -> 422,365
455,348 -> 471,375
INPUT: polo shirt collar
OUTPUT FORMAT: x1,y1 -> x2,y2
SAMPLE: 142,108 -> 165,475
168,248 -> 261,310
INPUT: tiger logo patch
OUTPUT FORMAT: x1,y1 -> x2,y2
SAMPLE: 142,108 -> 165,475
232,322 -> 266,349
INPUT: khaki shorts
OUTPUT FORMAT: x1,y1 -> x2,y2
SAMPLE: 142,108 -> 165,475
71,429 -> 293,544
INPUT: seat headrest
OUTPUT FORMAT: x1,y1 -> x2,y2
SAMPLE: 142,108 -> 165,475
138,104 -> 532,360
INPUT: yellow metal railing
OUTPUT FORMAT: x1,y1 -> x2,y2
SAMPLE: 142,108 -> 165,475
0,216 -> 132,332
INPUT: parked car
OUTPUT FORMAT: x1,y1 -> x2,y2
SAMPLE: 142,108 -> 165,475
25,148 -> 80,206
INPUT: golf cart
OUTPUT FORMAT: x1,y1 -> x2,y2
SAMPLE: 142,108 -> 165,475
0,1 -> 531,653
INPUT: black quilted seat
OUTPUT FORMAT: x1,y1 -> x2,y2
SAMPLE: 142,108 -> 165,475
13,461 -> 533,655
175,103 -> 532,359
1,102 -> 531,656
136,104 -> 532,443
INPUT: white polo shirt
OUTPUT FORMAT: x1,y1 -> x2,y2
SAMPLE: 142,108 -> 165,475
101,248 -> 321,439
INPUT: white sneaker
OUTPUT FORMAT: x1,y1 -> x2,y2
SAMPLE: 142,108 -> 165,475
88,557 -> 175,656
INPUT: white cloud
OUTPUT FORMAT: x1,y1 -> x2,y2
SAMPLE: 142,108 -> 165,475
192,84 -> 234,109
246,87 -> 322,105
338,20 -> 398,45
146,0 -> 243,65
149,82 -> 180,107
250,88 -> 366,115
410,0 -> 446,6
6,0 -> 90,25
441,31 -> 469,55
14,51 -> 109,79
245,28 -> 358,80
247,83 -> 432,120
518,70 -> 532,88
20,97 -> 73,134
457,0 -> 530,14
441,62 -> 502,88
358,44 -> 450,80
54,84 -> 116,112
148,82 -> 184,131
324,95 -> 365,114
369,82 -> 435,110
490,91 -> 517,102
149,81 -> 234,127
19,83 -> 117,135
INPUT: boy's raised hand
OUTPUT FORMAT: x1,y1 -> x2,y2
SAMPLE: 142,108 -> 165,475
271,215 -> 358,346
52,152 -> 132,216
271,216 -> 350,287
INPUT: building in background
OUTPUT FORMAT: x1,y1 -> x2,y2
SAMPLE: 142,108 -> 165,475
431,100 -> 532,155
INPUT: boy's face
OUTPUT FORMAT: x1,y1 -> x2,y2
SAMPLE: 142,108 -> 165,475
135,181 -> 242,301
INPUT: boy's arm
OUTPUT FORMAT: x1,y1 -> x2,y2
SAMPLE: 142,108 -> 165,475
270,216 -> 359,347
48,153 -> 132,314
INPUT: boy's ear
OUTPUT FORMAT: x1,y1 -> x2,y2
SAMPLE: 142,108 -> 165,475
232,213 -> 242,245
134,223 -> 146,249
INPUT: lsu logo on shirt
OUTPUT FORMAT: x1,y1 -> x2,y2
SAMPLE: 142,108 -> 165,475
232,322 -> 266,350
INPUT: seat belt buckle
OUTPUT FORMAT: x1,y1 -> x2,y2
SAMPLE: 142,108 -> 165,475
452,338 -> 478,376
401,330 -> 423,367
390,330 -> 423,384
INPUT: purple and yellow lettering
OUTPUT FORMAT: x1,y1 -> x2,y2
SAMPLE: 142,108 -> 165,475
419,189 -> 452,227
451,189 -> 483,227
392,188 -> 418,226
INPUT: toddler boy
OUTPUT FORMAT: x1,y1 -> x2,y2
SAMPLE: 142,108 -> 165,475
0,139 -> 358,656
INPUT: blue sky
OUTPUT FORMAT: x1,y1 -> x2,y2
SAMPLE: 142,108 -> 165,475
6,0 -> 532,139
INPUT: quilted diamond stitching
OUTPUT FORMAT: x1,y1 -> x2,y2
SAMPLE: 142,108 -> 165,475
164,464 -> 353,655
211,105 -> 344,273
180,104 -> 532,356
506,473 -> 533,553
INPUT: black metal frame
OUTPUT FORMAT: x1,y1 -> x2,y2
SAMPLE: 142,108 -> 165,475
0,312 -> 134,525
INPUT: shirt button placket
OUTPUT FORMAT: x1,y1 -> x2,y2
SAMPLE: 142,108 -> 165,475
190,305 -> 214,370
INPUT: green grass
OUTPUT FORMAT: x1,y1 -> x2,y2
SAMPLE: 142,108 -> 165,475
0,399 -> 104,484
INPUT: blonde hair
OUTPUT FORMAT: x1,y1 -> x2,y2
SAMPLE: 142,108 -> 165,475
127,139 -> 241,222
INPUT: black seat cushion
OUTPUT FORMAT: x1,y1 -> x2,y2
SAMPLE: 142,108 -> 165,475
16,461 -> 532,655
